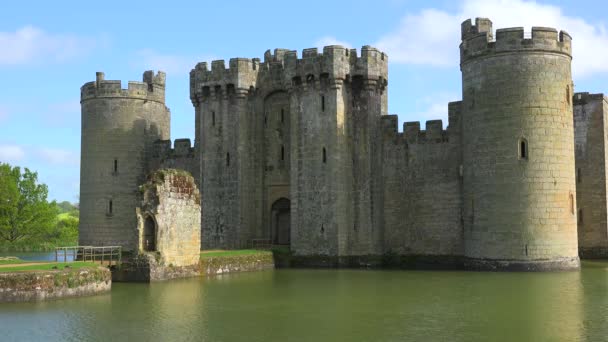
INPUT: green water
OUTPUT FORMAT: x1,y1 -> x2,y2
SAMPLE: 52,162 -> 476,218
1,261 -> 608,342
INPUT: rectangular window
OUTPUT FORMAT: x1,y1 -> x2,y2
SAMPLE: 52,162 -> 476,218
321,95 -> 325,112
107,199 -> 113,216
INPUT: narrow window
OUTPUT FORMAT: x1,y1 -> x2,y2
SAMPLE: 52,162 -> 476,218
566,85 -> 571,105
212,111 -> 216,126
519,139 -> 528,160
577,168 -> 581,183
321,95 -> 325,112
322,147 -> 327,163
569,194 -> 575,215
264,115 -> 267,126
226,152 -> 230,167
281,109 -> 284,123
113,159 -> 118,174
578,208 -> 584,224
108,200 -> 113,215
281,145 -> 285,161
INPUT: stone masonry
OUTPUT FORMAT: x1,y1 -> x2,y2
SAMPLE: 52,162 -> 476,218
136,169 -> 201,267
80,17 -> 607,271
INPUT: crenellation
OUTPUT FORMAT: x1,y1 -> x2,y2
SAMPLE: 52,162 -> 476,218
461,18 -> 572,65
404,121 -> 421,143
81,70 -> 166,104
81,17 -> 601,271
425,120 -> 444,141
574,92 -> 605,104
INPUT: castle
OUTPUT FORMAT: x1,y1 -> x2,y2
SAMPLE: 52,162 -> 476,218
79,18 -> 608,271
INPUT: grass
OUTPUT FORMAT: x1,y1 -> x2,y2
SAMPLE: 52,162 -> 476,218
0,261 -> 98,273
200,249 -> 269,258
0,258 -> 25,265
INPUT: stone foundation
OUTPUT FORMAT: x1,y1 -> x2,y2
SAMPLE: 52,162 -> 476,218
579,247 -> 608,259
464,257 -> 581,272
0,267 -> 111,303
276,253 -> 463,270
200,252 -> 274,276
111,253 -> 200,282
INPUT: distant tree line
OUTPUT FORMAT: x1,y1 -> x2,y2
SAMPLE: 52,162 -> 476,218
0,163 -> 78,251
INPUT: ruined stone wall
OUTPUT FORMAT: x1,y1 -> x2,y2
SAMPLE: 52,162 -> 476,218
137,169 -> 201,267
80,71 -> 170,251
460,19 -> 579,270
574,93 -> 608,258
381,108 -> 463,257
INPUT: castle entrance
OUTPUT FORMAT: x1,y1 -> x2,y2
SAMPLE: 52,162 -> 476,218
143,216 -> 156,251
271,198 -> 291,245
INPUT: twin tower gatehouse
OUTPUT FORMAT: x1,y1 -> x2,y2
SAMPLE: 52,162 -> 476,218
79,18 -> 608,271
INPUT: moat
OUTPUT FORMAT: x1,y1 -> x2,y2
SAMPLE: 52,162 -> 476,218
1,254 -> 607,341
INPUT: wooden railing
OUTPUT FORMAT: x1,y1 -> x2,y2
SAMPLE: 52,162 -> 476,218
55,246 -> 122,266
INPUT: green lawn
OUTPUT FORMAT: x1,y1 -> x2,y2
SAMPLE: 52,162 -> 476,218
200,249 -> 269,258
0,261 -> 98,272
0,258 -> 25,265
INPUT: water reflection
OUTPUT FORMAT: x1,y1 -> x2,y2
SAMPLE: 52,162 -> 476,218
1,258 -> 607,341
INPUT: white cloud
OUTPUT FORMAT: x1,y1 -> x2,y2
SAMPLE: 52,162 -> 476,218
376,9 -> 461,66
37,148 -> 79,166
0,145 -> 26,163
315,36 -> 353,50
376,0 -> 608,77
0,26 -> 102,65
135,49 -> 216,75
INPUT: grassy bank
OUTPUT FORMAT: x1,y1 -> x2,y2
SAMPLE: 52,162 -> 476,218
0,260 -> 97,273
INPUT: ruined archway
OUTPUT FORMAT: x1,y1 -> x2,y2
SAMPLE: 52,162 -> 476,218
271,198 -> 291,245
143,216 -> 156,251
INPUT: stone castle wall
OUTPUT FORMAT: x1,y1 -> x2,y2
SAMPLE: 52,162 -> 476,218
149,139 -> 199,188
79,17 -> 606,271
190,46 -> 388,255
574,93 -> 608,258
460,19 -> 579,270
80,71 -> 170,251
380,110 -> 463,258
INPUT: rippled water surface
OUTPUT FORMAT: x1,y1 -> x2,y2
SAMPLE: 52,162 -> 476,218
1,254 -> 607,342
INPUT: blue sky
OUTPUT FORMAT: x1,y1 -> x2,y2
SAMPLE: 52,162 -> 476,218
0,0 -> 607,202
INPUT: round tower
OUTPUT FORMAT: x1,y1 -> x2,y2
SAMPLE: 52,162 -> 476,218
460,18 -> 579,270
80,71 -> 170,251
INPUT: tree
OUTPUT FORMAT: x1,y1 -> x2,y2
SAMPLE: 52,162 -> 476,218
0,163 -> 58,243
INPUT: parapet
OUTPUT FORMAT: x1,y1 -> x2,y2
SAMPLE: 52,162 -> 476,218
81,71 -> 166,103
190,46 -> 388,103
153,139 -> 195,159
573,92 -> 606,105
403,120 -> 449,144
460,18 -> 572,64
380,118 -> 451,145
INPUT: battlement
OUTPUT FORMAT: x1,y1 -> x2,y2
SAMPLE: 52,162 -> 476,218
573,92 -> 607,105
381,116 -> 450,145
190,46 -> 388,103
81,71 -> 166,103
153,138 -> 196,159
460,18 -> 572,64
